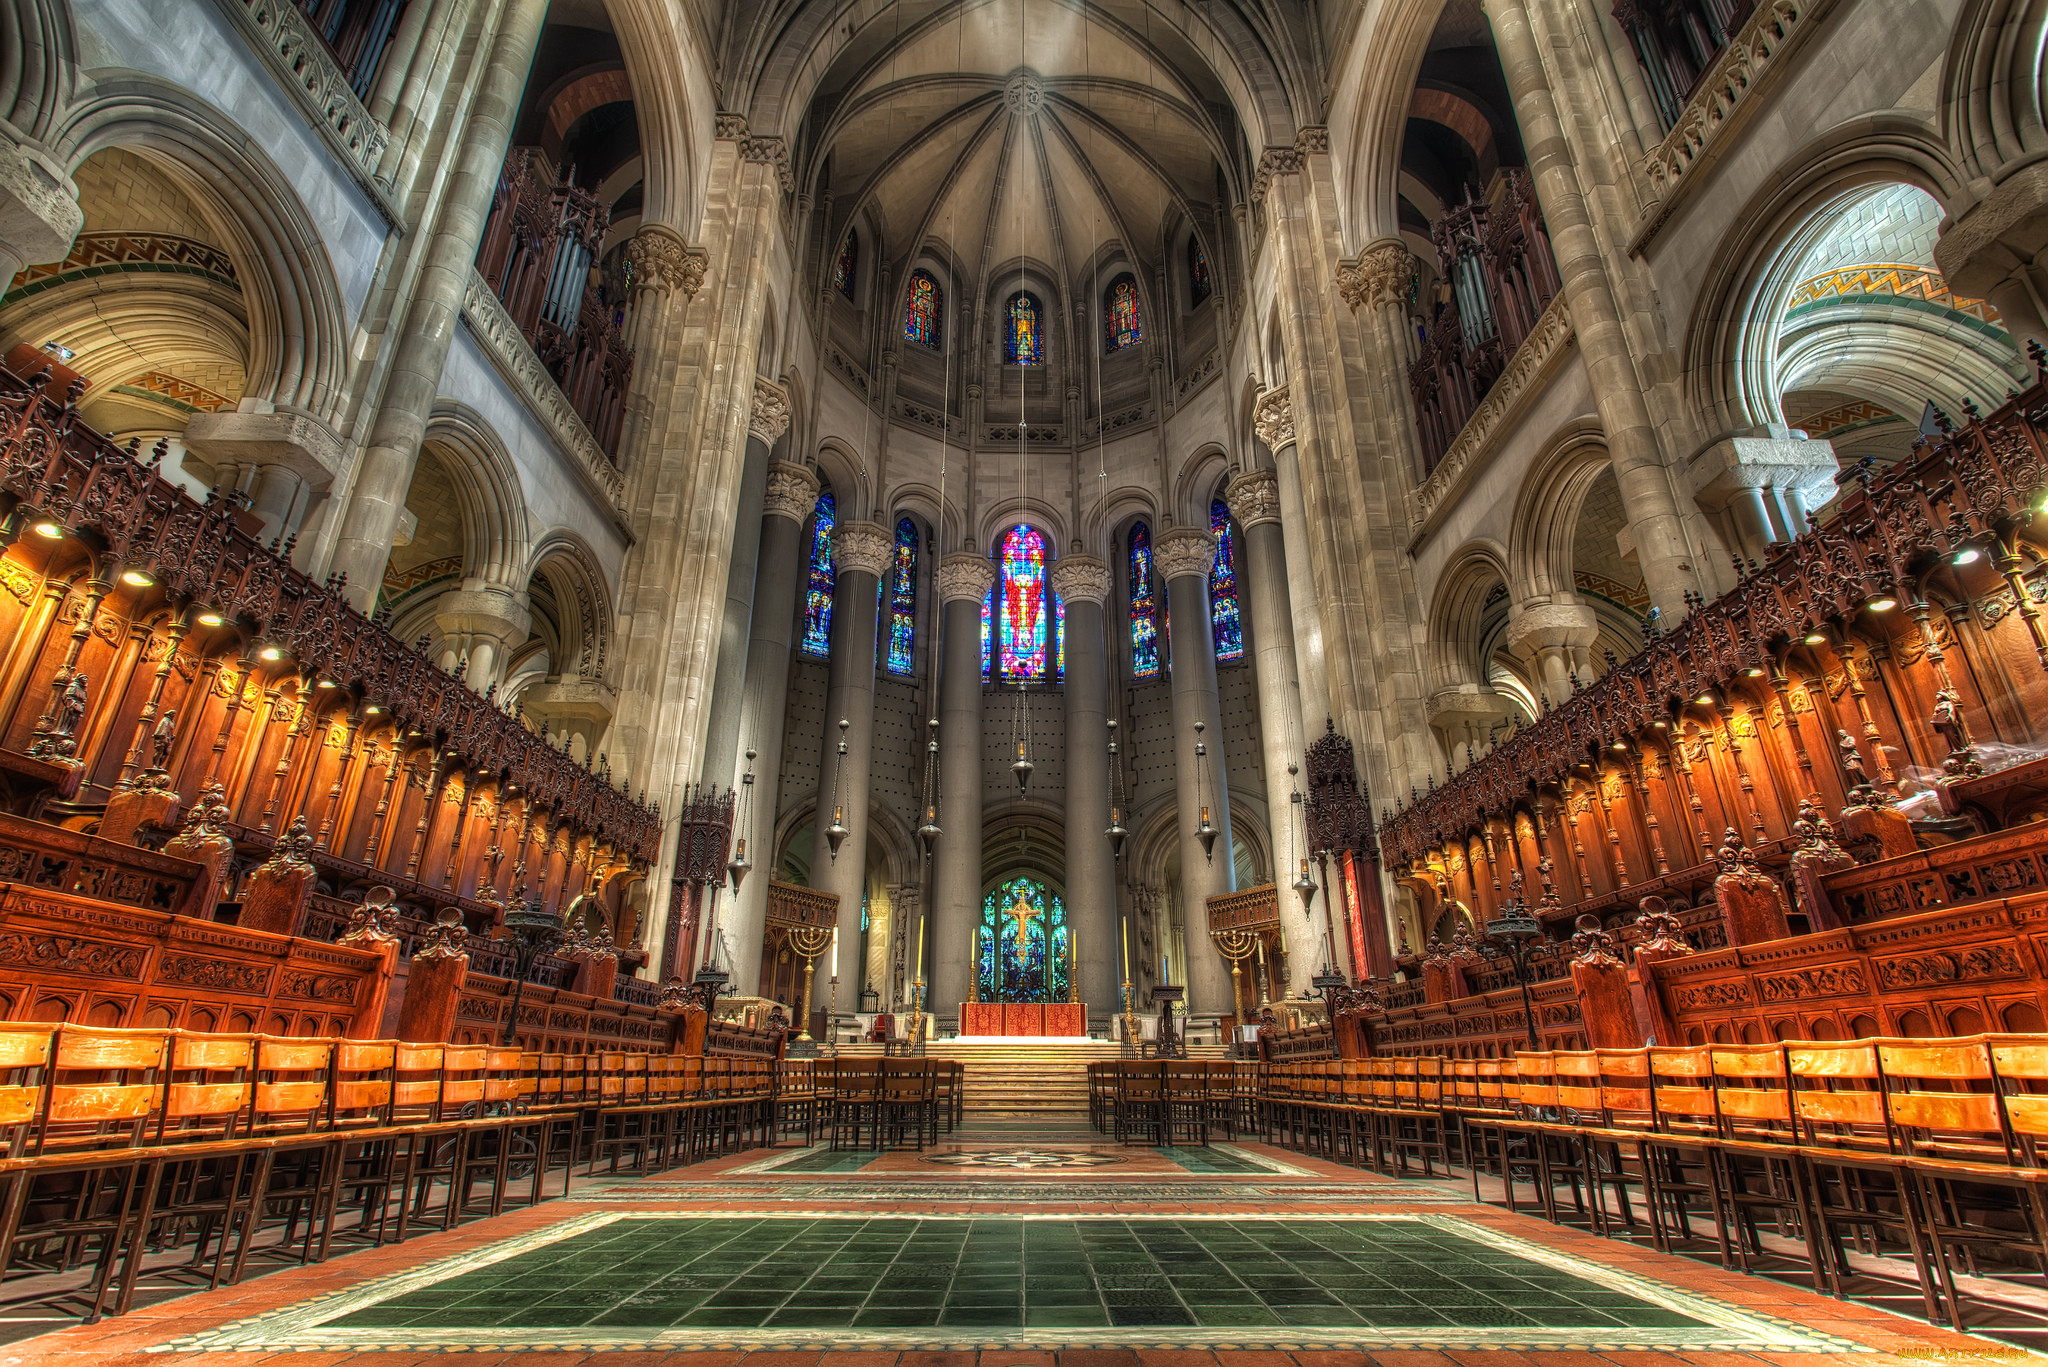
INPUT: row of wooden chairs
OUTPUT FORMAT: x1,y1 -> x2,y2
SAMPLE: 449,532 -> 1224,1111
0,1024 -> 782,1329
789,1059 -> 962,1150
1260,1036 -> 2048,1330
1088,1061 -> 1255,1147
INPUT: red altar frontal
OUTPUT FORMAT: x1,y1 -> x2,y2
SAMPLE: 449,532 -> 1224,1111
959,1003 -> 1086,1036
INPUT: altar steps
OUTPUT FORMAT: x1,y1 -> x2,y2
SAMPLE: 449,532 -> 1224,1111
831,1040 -> 1235,1116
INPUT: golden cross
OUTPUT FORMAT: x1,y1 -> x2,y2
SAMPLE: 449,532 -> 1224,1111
1005,886 -> 1042,956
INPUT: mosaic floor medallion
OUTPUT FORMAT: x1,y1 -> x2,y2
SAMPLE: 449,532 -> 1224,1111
919,1149 -> 1124,1169
158,1211 -> 1862,1354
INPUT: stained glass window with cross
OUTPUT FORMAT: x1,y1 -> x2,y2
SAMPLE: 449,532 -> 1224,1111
976,876 -> 1069,1003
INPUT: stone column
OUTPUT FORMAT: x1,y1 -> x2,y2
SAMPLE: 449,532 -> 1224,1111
1480,0 -> 1701,623
930,554 -> 995,1019
725,461 -> 819,995
1226,467 -> 1316,991
1250,387 -> 1331,731
432,588 -> 531,691
699,377 -> 791,789
327,0 -> 549,606
814,520 -> 894,1013
1154,525 -> 1235,1017
1050,555 -> 1119,1018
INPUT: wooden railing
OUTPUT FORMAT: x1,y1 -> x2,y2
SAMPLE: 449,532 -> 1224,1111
1207,884 -> 1279,932
766,879 -> 837,928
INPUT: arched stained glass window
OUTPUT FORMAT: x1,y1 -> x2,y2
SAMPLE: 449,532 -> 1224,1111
800,489 -> 837,657
904,269 -> 943,349
884,517 -> 917,674
1210,498 -> 1244,661
833,231 -> 857,299
1129,521 -> 1159,678
998,525 -> 1051,681
976,875 -> 1070,1003
1005,291 -> 1042,365
1188,236 -> 1211,307
1105,274 -> 1143,351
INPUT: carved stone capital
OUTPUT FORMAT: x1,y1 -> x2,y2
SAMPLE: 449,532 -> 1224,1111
1049,554 -> 1111,605
1336,239 -> 1412,313
715,112 -> 749,141
1251,147 -> 1302,209
937,553 -> 996,603
761,460 -> 820,523
1153,526 -> 1219,583
1294,126 -> 1329,157
743,136 -> 795,192
624,225 -> 707,299
1252,385 -> 1296,451
1226,467 -> 1282,528
834,520 -> 895,579
749,377 -> 791,444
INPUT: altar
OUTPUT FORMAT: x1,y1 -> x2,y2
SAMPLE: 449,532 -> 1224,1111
958,1002 -> 1086,1037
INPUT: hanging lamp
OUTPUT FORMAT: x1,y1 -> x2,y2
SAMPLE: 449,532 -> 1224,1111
1105,718 -> 1129,856
1194,719 -> 1218,863
824,718 -> 850,860
727,747 -> 756,891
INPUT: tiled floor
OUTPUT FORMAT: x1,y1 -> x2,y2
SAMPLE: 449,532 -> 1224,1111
0,1114 -> 2028,1367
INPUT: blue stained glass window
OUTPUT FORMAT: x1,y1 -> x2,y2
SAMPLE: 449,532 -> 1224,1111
1210,498 -> 1244,661
904,269 -> 943,349
1055,592 -> 1064,679
800,489 -> 836,657
981,586 -> 992,680
833,231 -> 856,299
885,517 -> 917,674
1105,274 -> 1142,351
1188,236 -> 1211,307
1005,291 -> 1042,364
976,875 -> 1070,1003
1129,522 -> 1159,678
998,525 -> 1050,681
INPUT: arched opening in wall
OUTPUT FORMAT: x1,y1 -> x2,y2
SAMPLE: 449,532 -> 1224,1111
478,0 -> 644,458
378,448 -> 469,643
1426,550 -> 1531,765
0,146 -> 249,505
511,541 -> 616,759
1396,1 -> 1561,479
1766,183 -> 2026,532
1569,467 -> 1651,662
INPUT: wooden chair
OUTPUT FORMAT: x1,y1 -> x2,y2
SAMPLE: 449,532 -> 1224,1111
1706,1043 -> 1825,1290
1114,1062 -> 1163,1145
1641,1044 -> 1731,1264
223,1038 -> 339,1283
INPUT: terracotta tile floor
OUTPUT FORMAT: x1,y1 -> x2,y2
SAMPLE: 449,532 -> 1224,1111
0,1122 -> 2029,1366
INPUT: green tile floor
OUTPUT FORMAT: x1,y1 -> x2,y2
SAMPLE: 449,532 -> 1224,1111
329,1217 -> 1712,1334
762,1146 -> 1268,1175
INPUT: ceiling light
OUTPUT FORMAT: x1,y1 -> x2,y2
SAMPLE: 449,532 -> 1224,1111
1804,632 -> 1825,645
121,569 -> 153,588
259,645 -> 282,662
365,705 -> 381,715
316,679 -> 335,689
1954,548 -> 1980,566
1696,694 -> 1714,705
1869,597 -> 1897,612
1745,667 -> 1764,677
1610,741 -> 1627,751
30,522 -> 60,540
197,612 -> 223,627
1653,720 -> 1668,729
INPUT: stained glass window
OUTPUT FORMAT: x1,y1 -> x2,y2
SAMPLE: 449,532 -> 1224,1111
1005,291 -> 1042,365
1129,521 -> 1159,678
833,231 -> 856,299
1210,498 -> 1244,662
800,488 -> 836,657
885,517 -> 917,674
904,269 -> 943,349
1105,274 -> 1142,351
976,875 -> 1070,1003
999,525 -> 1054,681
1055,592 -> 1065,679
980,586 -> 993,680
1188,236 -> 1211,307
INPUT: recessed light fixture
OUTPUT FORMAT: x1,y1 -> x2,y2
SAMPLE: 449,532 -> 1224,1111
197,612 -> 224,627
1610,741 -> 1627,751
121,569 -> 154,588
316,679 -> 335,689
366,705 -> 382,715
259,645 -> 282,661
1954,548 -> 1980,566
1804,632 -> 1826,645
30,522 -> 61,540
1869,597 -> 1897,613
1745,667 -> 1764,677
1696,694 -> 1714,705
1653,720 -> 1668,729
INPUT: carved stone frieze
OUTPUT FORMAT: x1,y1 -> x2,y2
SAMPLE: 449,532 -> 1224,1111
761,460 -> 821,524
833,521 -> 896,580
937,553 -> 996,604
1152,526 -> 1219,583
